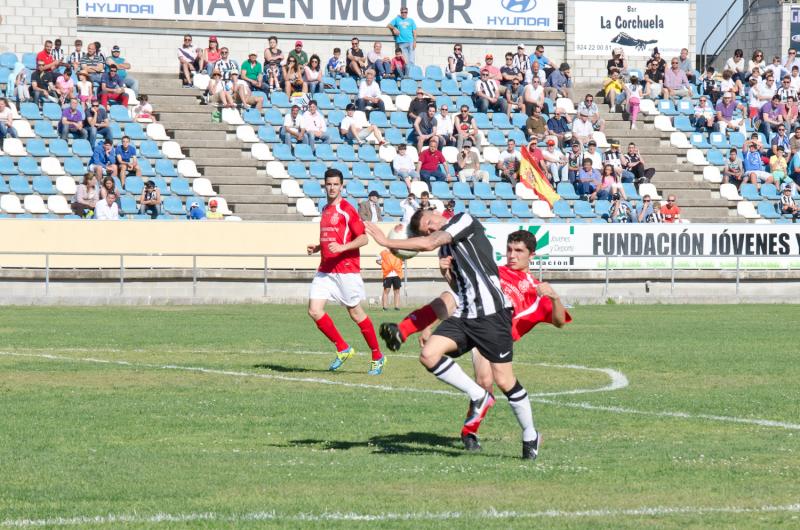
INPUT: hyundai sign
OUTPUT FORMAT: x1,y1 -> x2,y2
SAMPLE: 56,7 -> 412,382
79,0 -> 559,32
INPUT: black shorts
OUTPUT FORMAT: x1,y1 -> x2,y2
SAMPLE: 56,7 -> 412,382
383,277 -> 402,290
433,309 -> 514,364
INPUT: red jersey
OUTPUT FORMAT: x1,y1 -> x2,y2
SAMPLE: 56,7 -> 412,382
499,265 -> 572,341
318,198 -> 364,274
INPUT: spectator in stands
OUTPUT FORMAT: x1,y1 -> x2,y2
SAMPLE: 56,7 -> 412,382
407,88 -> 432,126
546,108 -> 572,148
347,38 -> 367,79
446,43 -> 471,80
418,190 -> 435,212
55,67 -> 75,105
720,69 -> 742,97
660,195 -> 680,223
785,95 -> 799,128
400,192 -> 418,224
86,98 -> 112,146
576,158 -> 600,201
541,138 -> 566,184
206,199 -> 224,220
107,45 -> 139,94
69,39 -> 86,71
89,139 -> 118,181
571,112 -> 594,146
76,72 -> 93,106
780,184 -> 799,216
624,74 -> 645,130
716,93 -> 746,133
650,48 -> 666,73
523,76 -> 546,116
442,199 -> 456,219
607,193 -> 633,223
760,72 -> 778,100
188,201 -> 206,220
387,6 -> 417,65
207,72 -> 235,109
770,145 -> 789,184
577,94 -> 605,133
52,38 -> 67,67
280,104 -> 306,145
356,69 -> 385,113
663,57 -> 691,99
621,142 -> 652,184
742,138 -> 775,190
700,66 -> 722,105
524,103 -> 547,142
283,56 -> 307,95
785,48 -> 800,70
643,60 -> 663,100
288,40 -> 308,67
212,48 -> 237,82
767,55 -> 789,82
513,44 -> 530,83
72,173 -> 99,217
777,75 -> 797,102
678,48 -> 695,83
435,104 -> 454,147
790,65 -> 800,91
326,47 -> 346,77
30,60 -> 56,106
300,100 -> 329,147
230,71 -> 264,111
546,63 -> 574,102
265,59 -> 282,93
390,47 -> 408,78
772,124 -> 791,155
530,60 -> 547,85
59,97 -> 87,141
500,53 -> 523,92
81,42 -> 107,85
241,53 -> 263,92
367,42 -> 391,80
791,126 -> 800,155
36,40 -> 58,72
95,190 -> 119,220
99,64 -> 129,109
0,98 -> 17,141
359,190 -> 383,222
177,35 -> 202,87
454,104 -> 484,150
789,143 -> 800,185
505,79 -> 525,117
417,137 -> 449,186
264,36 -> 284,85
139,180 -> 160,219
94,42 -> 107,63
115,135 -> 140,187
607,47 -> 627,76
724,147 -> 744,189
531,45 -> 556,77
482,55 -> 502,87
565,141 -> 582,184
598,163 -> 621,200
99,176 -> 120,206
497,139 -> 521,185
603,142 -> 624,178
691,95 -> 716,132
724,49 -> 746,83
760,94 -> 787,136
602,68 -> 625,112
412,104 -> 438,153
456,141 -> 488,183
636,194 -> 653,223
340,103 -> 386,145
203,36 -> 222,75
392,144 -> 419,190
473,68 -> 506,113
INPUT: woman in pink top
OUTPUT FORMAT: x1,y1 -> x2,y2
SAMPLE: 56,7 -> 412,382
600,163 -> 626,200
204,36 -> 221,74
55,67 -> 75,105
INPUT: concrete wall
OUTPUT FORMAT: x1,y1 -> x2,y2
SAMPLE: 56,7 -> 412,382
714,0 -> 792,70
0,0 -> 77,53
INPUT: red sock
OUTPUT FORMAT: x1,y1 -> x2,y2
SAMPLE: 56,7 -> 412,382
398,304 -> 438,341
357,316 -> 382,360
315,313 -> 348,352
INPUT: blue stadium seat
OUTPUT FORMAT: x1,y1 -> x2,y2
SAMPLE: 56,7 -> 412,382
729,132 -> 745,149
425,65 -> 444,81
42,102 -> 62,121
155,159 -> 177,177
553,199 -> 575,218
0,157 -> 13,175
400,78 -> 418,96
337,144 -> 357,162
272,144 -> 295,161
163,196 -> 185,215
690,132 -> 711,149
757,201 -> 780,219
374,163 -> 393,180
346,179 -> 368,198
556,182 -> 579,200
315,93 -> 333,110
264,108 -> 283,126
441,78 -> 460,96
453,182 -> 474,199
9,175 -> 32,194
474,182 -> 495,200
340,77 -> 358,94
25,139 -> 49,157
0,176 -> 8,193
270,91 -> 291,108
622,182 -> 641,201
333,93 -> 352,110
390,112 -> 411,128
22,52 -> 37,70
468,200 -> 490,217
492,113 -> 512,129
431,181 -> 453,199
677,100 -> 693,115
380,79 -> 400,96
490,200 -> 512,218
48,139 -> 71,158
20,102 -> 41,120
322,76 -> 339,94
170,177 -> 192,196
761,184 -> 779,200
594,199 -> 611,217
507,129 -> 526,146
315,143 -> 336,162
0,52 -> 17,69
707,149 -> 726,166
32,175 -> 56,194
710,132 -> 731,149
352,162 -> 372,180
511,200 -> 533,218
107,122 -> 122,140
257,125 -> 278,143
673,115 -> 693,132
408,65 -> 424,81
453,199 -> 466,214
511,113 -> 527,129
120,195 -> 138,215
331,162 -> 351,179
574,200 -> 597,218
309,162 -> 326,179
359,145 -> 379,163
110,105 -> 131,122
243,108 -> 263,125
460,78 -> 476,96
139,159 -> 156,177
473,113 -> 491,130
384,198 -> 404,217
389,181 -> 407,198
328,128 -> 344,144
71,139 -> 93,158
34,121 -> 57,138
421,79 -> 440,96
328,110 -> 344,127
294,144 -> 316,162
124,122 -> 147,140
150,176 -> 170,195
657,100 -> 678,116
487,130 -> 505,146
287,162 -> 307,179
740,183 -> 761,201
495,182 -> 516,200
125,175 -> 144,195
370,111 -> 389,128
434,95 -> 452,110
18,157 -> 40,175
385,128 -> 405,144
367,180 -> 388,197
140,140 -> 162,159
303,180 -> 325,198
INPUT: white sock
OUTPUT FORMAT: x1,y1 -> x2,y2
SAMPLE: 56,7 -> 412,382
505,380 -> 537,442
428,357 -> 486,401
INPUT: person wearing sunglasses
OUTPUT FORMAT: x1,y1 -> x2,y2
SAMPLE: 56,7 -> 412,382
177,34 -> 203,88
662,57 -> 691,99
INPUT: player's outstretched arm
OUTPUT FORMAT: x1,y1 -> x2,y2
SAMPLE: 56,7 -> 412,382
537,282 -> 567,328
365,223 -> 453,252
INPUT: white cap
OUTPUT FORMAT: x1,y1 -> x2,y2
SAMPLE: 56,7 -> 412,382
517,43 -> 525,49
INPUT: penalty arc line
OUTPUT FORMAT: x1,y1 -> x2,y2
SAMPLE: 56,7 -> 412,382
2,351 -> 800,431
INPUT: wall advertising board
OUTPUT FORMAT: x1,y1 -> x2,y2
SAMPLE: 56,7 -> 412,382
79,0 -> 560,32
791,8 -> 800,52
573,1 -> 690,57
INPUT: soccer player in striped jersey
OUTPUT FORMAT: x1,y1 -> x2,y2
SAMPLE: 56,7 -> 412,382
366,214 -> 543,459
306,168 -> 386,375
379,230 -> 571,453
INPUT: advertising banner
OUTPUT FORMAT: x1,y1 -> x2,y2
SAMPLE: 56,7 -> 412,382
79,0 -> 559,32
485,224 -> 800,270
573,1 -> 689,57
791,8 -> 800,52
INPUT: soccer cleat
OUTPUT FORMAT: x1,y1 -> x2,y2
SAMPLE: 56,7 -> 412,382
463,391 -> 495,434
379,322 -> 403,352
328,346 -> 354,371
461,432 -> 481,452
368,354 -> 386,375
522,432 -> 541,460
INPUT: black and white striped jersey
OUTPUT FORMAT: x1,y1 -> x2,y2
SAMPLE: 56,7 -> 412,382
439,213 -> 511,319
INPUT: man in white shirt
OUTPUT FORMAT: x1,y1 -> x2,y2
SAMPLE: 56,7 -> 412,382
790,65 -> 800,91
571,112 -> 594,146
280,104 -> 307,145
177,34 -> 202,88
581,140 -> 603,169
339,103 -> 385,145
95,191 -> 120,220
392,143 -> 420,190
300,100 -> 330,147
400,192 -> 419,225
0,98 -> 17,141
355,69 -> 385,113
435,105 -> 454,147
576,94 -> 605,132
497,139 -> 522,185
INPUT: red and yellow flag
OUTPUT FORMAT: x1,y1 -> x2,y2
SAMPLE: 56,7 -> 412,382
519,146 -> 560,207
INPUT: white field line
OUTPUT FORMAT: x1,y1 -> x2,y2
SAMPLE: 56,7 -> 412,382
2,351 -> 800,431
2,503 -> 800,527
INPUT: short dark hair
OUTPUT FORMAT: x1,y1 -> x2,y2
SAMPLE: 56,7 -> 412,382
324,168 -> 343,183
334,47 -> 341,53
507,230 -> 537,253
408,209 -> 426,236
122,135 -> 130,141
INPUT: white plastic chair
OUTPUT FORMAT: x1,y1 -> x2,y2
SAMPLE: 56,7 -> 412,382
224,215 -> 242,221
251,142 -> 274,161
41,156 -> 64,176
212,196 -> 233,215
591,131 -> 610,148
124,88 -> 139,106
47,194 -> 72,214
266,160 -> 289,179
670,132 -> 691,148
55,176 -> 77,195
191,177 -> 216,196
686,148 -> 708,166
639,98 -> 659,115
703,166 -> 722,183
146,123 -> 170,141
23,194 -> 48,214
296,197 -> 319,216
482,146 -> 500,164
515,182 -> 536,200
379,144 -> 396,163
754,218 -> 771,224
7,101 -> 21,120
556,97 -> 576,114
3,137 -> 27,156
281,179 -> 304,198
380,94 -> 396,112
222,108 -> 244,125
193,73 -> 210,90
531,200 -> 554,218
405,145 -> 419,163
12,119 -> 34,138
737,201 -> 760,219
719,183 -> 742,201
442,146 -> 458,164
162,141 -> 186,159
178,159 -> 201,178
654,115 -> 675,132
410,181 -> 429,197
353,110 -> 369,128
1,195 -> 25,214
395,94 -> 412,112
429,198 -> 444,213
638,183 -> 662,200
236,125 -> 259,143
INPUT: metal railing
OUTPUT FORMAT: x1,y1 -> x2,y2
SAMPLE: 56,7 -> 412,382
700,0 -> 755,71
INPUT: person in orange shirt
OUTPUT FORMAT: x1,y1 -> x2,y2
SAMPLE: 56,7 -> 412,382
660,195 -> 681,223
377,234 -> 404,311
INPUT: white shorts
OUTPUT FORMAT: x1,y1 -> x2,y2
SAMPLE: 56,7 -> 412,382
309,272 -> 365,307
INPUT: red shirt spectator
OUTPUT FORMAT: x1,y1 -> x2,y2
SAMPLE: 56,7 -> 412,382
37,48 -> 57,71
419,148 -> 445,172
318,198 -> 364,273
660,196 -> 681,223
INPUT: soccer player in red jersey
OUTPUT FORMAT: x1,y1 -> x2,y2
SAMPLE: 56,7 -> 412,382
379,230 -> 570,451
306,168 -> 385,375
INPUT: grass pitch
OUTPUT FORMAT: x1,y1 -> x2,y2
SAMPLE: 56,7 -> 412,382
1,304 -> 799,528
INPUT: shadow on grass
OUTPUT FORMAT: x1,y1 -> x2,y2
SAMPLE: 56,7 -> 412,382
252,363 -> 330,374
287,431 -> 476,457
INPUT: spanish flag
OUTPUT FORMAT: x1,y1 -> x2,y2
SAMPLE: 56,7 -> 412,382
519,144 -> 560,207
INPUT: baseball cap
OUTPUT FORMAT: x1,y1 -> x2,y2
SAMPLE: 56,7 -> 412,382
190,201 -> 199,208
229,70 -> 239,76
209,35 -> 218,42
517,43 -> 525,49
112,45 -> 120,52
368,190 -> 379,198
295,40 -> 303,47
723,92 -> 733,98
587,140 -> 597,146
209,199 -> 218,207
485,54 -> 493,59
248,52 -> 257,57
611,142 -> 620,147
546,139 -> 556,146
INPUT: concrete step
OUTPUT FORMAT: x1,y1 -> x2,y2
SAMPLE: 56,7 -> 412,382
219,192 -> 290,204
191,157 -> 262,167
231,203 -> 293,214
177,138 -> 247,149
244,212 -> 307,221
171,130 -> 227,141
202,166 -> 261,177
